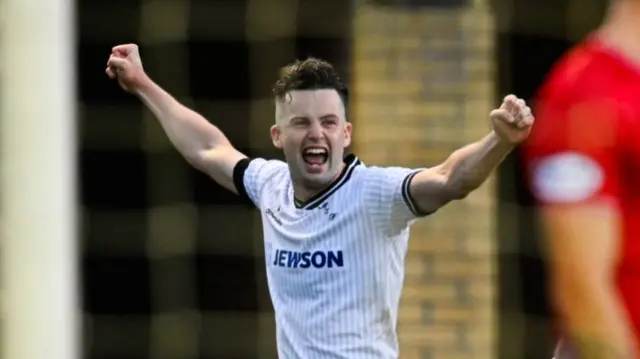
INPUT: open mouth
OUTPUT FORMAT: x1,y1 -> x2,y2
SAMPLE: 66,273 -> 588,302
302,147 -> 329,169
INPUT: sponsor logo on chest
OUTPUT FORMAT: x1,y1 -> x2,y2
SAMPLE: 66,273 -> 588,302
272,249 -> 344,269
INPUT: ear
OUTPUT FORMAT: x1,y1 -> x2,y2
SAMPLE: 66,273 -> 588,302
343,121 -> 353,148
270,124 -> 283,149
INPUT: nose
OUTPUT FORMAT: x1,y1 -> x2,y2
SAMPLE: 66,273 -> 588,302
306,121 -> 325,141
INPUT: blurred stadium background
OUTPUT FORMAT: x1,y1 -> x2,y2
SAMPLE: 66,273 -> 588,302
0,0 -> 611,358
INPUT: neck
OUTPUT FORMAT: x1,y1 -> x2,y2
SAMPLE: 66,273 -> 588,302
293,163 -> 346,203
598,1 -> 640,64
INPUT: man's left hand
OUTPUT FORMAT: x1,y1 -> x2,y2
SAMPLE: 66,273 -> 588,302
490,94 -> 535,145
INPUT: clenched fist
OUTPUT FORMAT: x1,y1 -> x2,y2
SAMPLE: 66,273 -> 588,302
490,94 -> 535,145
105,44 -> 146,93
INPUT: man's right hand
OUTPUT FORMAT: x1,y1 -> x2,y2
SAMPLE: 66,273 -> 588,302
106,43 -> 147,93
104,43 -> 247,195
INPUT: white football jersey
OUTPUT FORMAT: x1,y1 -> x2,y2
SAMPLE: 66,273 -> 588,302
234,154 -> 429,359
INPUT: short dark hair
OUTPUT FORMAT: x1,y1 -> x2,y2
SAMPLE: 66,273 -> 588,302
272,57 -> 349,108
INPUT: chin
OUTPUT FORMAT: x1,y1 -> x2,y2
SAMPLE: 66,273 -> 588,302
300,171 -> 334,189
294,158 -> 341,186
301,171 -> 330,182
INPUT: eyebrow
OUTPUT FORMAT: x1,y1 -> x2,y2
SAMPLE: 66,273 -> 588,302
289,116 -> 308,122
288,114 -> 337,121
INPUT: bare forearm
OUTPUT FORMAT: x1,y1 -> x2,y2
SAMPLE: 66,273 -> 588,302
443,131 -> 513,196
135,75 -> 232,161
557,287 -> 634,359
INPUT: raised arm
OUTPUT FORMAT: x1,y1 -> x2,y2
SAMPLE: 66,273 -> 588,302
407,95 -> 533,214
106,43 -> 246,193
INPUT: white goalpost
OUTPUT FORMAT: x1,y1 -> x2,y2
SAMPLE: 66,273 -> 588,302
0,0 -> 79,357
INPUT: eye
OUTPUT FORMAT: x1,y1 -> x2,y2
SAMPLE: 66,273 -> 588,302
322,118 -> 338,127
291,118 -> 309,127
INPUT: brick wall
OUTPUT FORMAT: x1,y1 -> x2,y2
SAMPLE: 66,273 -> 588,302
352,3 -> 497,359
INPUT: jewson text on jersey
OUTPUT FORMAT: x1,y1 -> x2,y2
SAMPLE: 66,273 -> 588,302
272,249 -> 344,268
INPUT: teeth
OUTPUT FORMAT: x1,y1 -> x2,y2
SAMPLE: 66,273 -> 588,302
304,148 -> 327,155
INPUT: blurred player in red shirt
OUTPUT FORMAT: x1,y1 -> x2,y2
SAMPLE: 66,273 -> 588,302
522,1 -> 640,358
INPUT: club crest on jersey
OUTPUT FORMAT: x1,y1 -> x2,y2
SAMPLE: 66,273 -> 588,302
318,202 -> 337,220
272,249 -> 344,269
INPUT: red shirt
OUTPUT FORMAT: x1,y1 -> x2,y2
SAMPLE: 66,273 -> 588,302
522,37 -> 640,345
